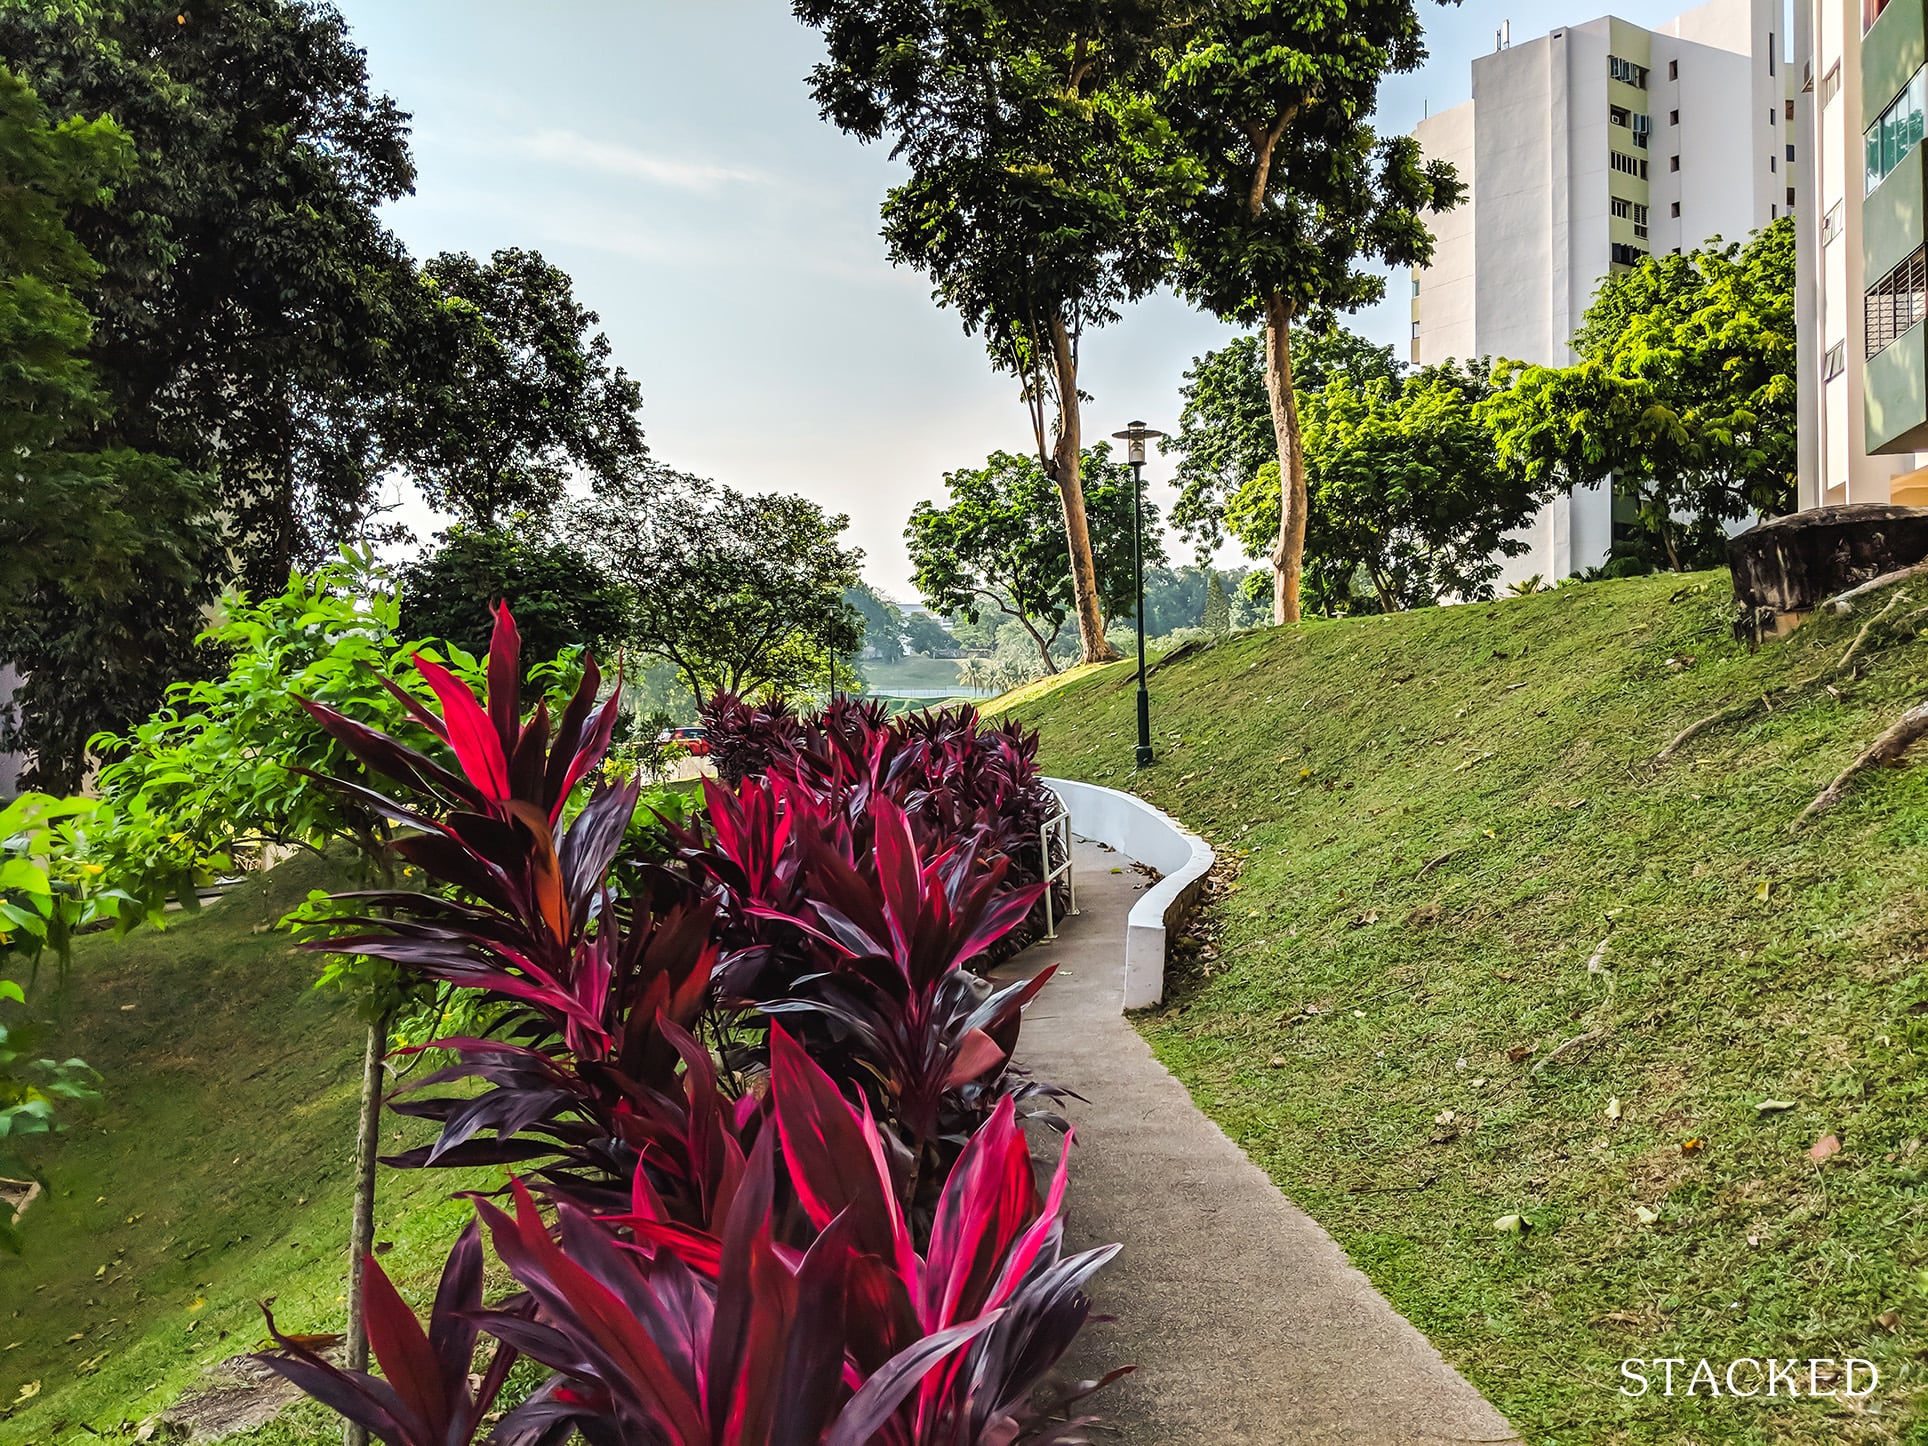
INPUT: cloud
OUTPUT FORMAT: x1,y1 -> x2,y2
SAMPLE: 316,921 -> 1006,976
518,128 -> 767,192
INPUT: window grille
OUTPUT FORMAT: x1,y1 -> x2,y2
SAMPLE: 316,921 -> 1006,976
1865,246 -> 1927,357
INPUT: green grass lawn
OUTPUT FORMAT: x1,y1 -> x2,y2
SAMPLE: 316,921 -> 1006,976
1011,571 -> 1928,1445
0,854 -> 488,1445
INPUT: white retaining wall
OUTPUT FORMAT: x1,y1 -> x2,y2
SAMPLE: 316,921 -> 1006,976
1041,777 -> 1216,1011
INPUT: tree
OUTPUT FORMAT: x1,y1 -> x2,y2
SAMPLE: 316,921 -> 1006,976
0,65 -> 220,790
396,249 -> 649,527
1202,570 -> 1231,638
0,0 -> 423,785
795,0 -> 1173,665
1153,3 -> 1462,622
1223,361 -> 1541,613
901,610 -> 958,657
844,582 -> 906,663
578,470 -> 864,701
1165,325 -> 1404,555
397,524 -> 631,686
906,446 -> 1165,675
1481,219 -> 1796,571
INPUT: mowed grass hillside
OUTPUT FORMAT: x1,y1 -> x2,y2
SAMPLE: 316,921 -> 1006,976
0,855 -> 488,1446
1009,571 -> 1928,1445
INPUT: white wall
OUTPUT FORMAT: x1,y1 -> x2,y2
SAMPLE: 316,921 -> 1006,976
1042,777 -> 1215,1012
1414,100 -> 1477,367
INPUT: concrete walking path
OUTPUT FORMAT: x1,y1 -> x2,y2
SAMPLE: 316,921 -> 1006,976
1009,840 -> 1519,1445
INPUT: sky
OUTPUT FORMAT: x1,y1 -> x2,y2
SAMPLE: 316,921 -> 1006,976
337,0 -> 1717,598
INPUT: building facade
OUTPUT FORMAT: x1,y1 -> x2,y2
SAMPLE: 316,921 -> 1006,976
1413,0 -> 1795,586
1797,0 -> 1928,507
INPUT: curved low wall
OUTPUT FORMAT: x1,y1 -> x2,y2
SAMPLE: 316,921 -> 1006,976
1042,777 -> 1215,1011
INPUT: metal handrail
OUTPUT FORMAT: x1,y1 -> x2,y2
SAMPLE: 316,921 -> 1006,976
1038,795 -> 1076,939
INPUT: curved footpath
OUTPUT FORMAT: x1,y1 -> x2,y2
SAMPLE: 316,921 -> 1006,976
1006,839 -> 1519,1446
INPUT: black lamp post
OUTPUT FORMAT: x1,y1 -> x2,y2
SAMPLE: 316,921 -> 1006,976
1111,420 -> 1164,769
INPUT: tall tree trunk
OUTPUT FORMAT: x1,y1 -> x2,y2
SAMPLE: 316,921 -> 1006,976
1261,291 -> 1308,624
342,1012 -> 390,1446
1045,317 -> 1121,665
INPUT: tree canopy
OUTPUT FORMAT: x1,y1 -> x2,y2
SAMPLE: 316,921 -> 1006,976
1480,218 -> 1796,571
1165,325 -> 1404,556
0,0 -> 423,786
1152,1 -> 1461,621
397,248 -> 649,527
397,524 -> 632,684
796,0 -> 1174,665
577,471 -> 864,702
1225,361 -> 1542,612
906,444 -> 1165,674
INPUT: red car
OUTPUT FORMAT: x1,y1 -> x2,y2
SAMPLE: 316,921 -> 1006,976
656,725 -> 710,757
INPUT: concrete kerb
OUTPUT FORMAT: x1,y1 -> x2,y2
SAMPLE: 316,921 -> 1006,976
1040,776 -> 1214,1010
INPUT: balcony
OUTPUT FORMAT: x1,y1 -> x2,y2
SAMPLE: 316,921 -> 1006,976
1866,317 -> 1928,452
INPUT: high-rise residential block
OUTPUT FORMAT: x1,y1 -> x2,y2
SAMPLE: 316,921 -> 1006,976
1797,0 -> 1928,507
1413,0 -> 1794,586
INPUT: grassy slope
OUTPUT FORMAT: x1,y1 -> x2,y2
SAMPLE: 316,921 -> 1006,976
1008,571 -> 1928,1445
0,855 -> 485,1445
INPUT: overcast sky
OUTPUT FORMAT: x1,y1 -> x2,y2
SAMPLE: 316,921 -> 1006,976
338,0 -> 1720,597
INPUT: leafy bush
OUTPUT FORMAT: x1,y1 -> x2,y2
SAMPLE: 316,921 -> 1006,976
276,605 -> 1120,1441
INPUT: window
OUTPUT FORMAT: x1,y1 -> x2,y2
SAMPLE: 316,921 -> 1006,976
1768,35 -> 1775,76
1865,67 -> 1927,193
1770,106 -> 1777,126
1632,113 -> 1651,148
1610,151 -> 1649,179
1822,61 -> 1842,106
1611,241 -> 1648,266
1867,0 -> 1893,33
1411,320 -> 1421,339
1788,144 -> 1797,161
1611,198 -> 1650,236
1824,198 -> 1843,242
1610,55 -> 1650,88
1787,186 -> 1796,207
1864,245 -> 1927,357
1785,99 -> 1795,121
1669,59 -> 1679,81
1772,203 -> 1778,217
1824,341 -> 1846,381
1610,105 -> 1631,128
1671,200 -> 1682,217
1670,154 -> 1681,172
1670,108 -> 1680,125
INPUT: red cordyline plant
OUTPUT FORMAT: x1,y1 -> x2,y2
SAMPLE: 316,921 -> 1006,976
258,1026 -> 1124,1445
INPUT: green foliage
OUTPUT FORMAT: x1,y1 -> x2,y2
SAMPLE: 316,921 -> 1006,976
1151,1 -> 1461,619
85,550 -> 485,922
1481,220 -> 1797,572
398,523 -> 632,684
0,63 -> 219,790
1201,571 -> 1230,639
796,0 -> 1176,661
907,445 -> 1165,675
1165,326 -> 1404,554
0,0 -> 422,786
1226,361 -> 1543,612
396,248 -> 649,527
845,581 -> 906,663
577,469 -> 865,701
901,610 -> 958,657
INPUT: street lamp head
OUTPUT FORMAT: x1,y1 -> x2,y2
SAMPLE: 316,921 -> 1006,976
1111,419 -> 1166,467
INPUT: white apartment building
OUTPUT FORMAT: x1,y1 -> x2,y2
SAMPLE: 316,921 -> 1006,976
1413,0 -> 1796,586
1796,0 -> 1928,507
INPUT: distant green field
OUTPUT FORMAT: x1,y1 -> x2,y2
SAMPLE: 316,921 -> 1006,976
857,655 -> 970,693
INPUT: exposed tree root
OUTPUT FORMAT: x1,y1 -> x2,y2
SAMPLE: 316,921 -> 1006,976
1655,700 -> 1769,763
1837,590 -> 1910,672
1825,560 -> 1928,613
1791,698 -> 1928,829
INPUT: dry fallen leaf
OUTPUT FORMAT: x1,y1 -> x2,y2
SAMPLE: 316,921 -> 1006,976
1605,1097 -> 1623,1123
1506,1044 -> 1534,1063
13,1381 -> 40,1404
1879,1310 -> 1902,1331
1680,1138 -> 1706,1154
1810,1133 -> 1842,1163
1755,1099 -> 1798,1114
1634,1205 -> 1658,1224
1493,1213 -> 1530,1235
